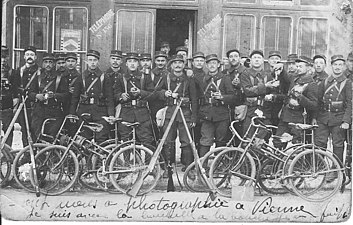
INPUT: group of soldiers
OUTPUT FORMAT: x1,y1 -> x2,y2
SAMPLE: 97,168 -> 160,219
1,43 -> 352,178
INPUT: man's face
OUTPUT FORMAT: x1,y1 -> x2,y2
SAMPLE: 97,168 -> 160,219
140,59 -> 152,69
126,58 -> 139,71
250,54 -> 264,69
313,58 -> 326,73
87,56 -> 99,70
24,50 -> 37,65
332,60 -> 345,75
161,46 -> 170,54
296,62 -> 308,75
177,51 -> 187,63
287,62 -> 297,73
346,58 -> 353,72
56,60 -> 66,72
1,57 -> 8,73
66,58 -> 77,70
268,55 -> 281,67
228,52 -> 240,67
192,57 -> 205,69
43,60 -> 54,72
110,56 -> 122,68
206,60 -> 220,73
155,57 -> 167,69
171,60 -> 184,73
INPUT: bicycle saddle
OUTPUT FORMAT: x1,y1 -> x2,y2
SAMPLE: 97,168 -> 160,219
83,123 -> 104,133
288,123 -> 319,130
102,116 -> 122,124
272,133 -> 293,143
121,121 -> 140,127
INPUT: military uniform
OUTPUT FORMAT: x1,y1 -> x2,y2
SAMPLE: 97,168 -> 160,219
70,50 -> 114,143
114,53 -> 155,147
274,56 -> 318,149
195,54 -> 236,157
314,55 -> 352,163
156,57 -> 197,166
62,53 -> 80,115
29,54 -> 69,140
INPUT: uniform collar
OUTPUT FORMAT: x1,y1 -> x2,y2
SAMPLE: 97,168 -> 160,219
229,63 -> 245,74
313,71 -> 328,81
152,67 -> 166,76
124,70 -> 142,80
107,67 -> 122,74
327,73 -> 346,83
170,71 -> 187,82
25,64 -> 39,73
84,68 -> 102,78
294,72 -> 314,84
248,67 -> 265,79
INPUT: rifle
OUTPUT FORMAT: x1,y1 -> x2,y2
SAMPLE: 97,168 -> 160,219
127,100 -> 182,197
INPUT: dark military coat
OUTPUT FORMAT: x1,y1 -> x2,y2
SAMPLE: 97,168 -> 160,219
1,66 -> 16,110
223,64 -> 246,106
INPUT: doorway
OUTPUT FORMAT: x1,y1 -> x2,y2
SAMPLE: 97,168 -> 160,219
156,9 -> 196,56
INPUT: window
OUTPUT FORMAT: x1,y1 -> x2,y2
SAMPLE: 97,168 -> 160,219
13,5 -> 48,68
116,9 -> 154,53
263,0 -> 293,5
298,18 -> 328,57
53,7 -> 88,71
223,14 -> 255,56
300,0 -> 330,6
261,16 -> 292,59
225,0 -> 256,3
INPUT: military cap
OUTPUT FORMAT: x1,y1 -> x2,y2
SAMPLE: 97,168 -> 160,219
226,49 -> 240,58
205,54 -> 220,63
125,52 -> 139,60
176,46 -> 188,53
331,55 -> 345,64
24,46 -> 37,54
295,56 -> 312,64
192,51 -> 205,59
240,53 -> 249,59
42,53 -> 55,61
87,49 -> 100,59
55,53 -> 66,61
287,53 -> 298,62
110,50 -> 123,58
154,51 -> 168,59
268,50 -> 281,58
140,53 -> 152,60
347,52 -> 353,61
1,45 -> 9,58
249,49 -> 264,58
313,54 -> 327,63
169,54 -> 184,63
65,52 -> 77,61
161,41 -> 170,48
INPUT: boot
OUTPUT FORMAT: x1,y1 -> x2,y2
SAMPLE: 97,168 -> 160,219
199,145 -> 211,170
181,146 -> 194,172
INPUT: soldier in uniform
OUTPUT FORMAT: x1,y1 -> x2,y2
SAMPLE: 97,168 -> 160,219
197,54 -> 236,162
1,46 -> 17,147
140,53 -> 152,72
273,56 -> 318,149
105,50 -> 124,104
313,55 -> 352,165
312,54 -> 329,84
29,53 -> 69,140
286,53 -> 298,76
160,41 -> 171,58
176,46 -> 188,65
12,46 -> 41,146
70,50 -> 114,143
63,52 -> 80,115
114,52 -> 155,147
240,50 -> 279,138
156,54 -> 198,171
344,52 -> 353,81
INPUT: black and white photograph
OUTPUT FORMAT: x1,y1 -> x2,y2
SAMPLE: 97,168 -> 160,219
1,0 -> 352,223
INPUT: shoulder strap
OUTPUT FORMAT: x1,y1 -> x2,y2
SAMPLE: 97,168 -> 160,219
324,79 -> 338,96
41,79 -> 55,93
69,77 -> 78,87
336,79 -> 348,101
82,73 -> 86,91
123,76 -> 128,94
167,74 -> 171,91
140,73 -> 145,90
249,75 -> 255,86
100,73 -> 105,92
154,76 -> 163,89
55,75 -> 62,93
24,69 -> 40,90
85,77 -> 99,94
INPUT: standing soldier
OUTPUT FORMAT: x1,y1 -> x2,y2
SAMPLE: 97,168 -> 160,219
29,53 -> 69,140
240,50 -> 279,138
286,53 -> 298,76
114,52 -> 155,147
63,52 -> 80,115
70,50 -> 114,143
273,56 -> 318,149
314,55 -> 352,168
1,46 -> 17,147
198,54 -> 236,163
139,53 -> 152,73
344,52 -> 353,81
312,54 -> 329,84
156,54 -> 198,171
12,46 -> 40,146
223,49 -> 246,145
160,41 -> 171,59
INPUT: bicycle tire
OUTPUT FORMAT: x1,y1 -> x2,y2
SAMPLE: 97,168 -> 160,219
78,153 -> 104,191
288,148 -> 343,202
0,144 -> 13,187
109,145 -> 160,195
258,159 -> 289,195
209,147 -> 256,198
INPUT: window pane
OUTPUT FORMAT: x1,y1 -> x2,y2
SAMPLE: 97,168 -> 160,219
117,10 -> 154,53
224,14 -> 255,56
14,6 -> 48,50
298,18 -> 328,57
225,0 -> 256,3
53,7 -> 88,52
300,0 -> 330,6
262,16 -> 291,58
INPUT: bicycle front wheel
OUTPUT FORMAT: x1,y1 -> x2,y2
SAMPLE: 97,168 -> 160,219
288,148 -> 343,202
1,144 -> 13,187
109,145 -> 160,195
209,147 -> 256,198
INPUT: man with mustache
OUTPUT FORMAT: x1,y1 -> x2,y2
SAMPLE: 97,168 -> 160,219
105,50 -> 124,104
12,46 -> 41,146
114,52 -> 155,147
286,53 -> 298,76
28,53 -> 69,140
70,50 -> 114,143
63,52 -> 80,115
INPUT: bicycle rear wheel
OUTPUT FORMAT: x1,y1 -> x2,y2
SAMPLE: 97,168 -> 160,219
78,153 -> 105,191
288,149 -> 343,202
109,145 -> 160,195
209,147 -> 256,198
1,144 -> 13,187
258,159 -> 289,195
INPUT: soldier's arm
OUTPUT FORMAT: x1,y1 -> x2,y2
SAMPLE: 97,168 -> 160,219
28,76 -> 39,101
69,76 -> 83,114
104,75 -> 114,116
113,76 -> 124,102
299,82 -> 318,111
54,76 -> 69,102
342,80 -> 352,124
155,76 -> 168,101
221,76 -> 237,105
189,78 -> 198,123
240,71 -> 267,97
140,76 -> 154,100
